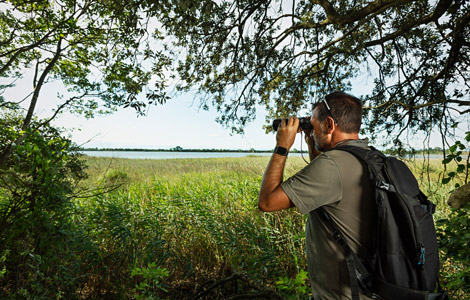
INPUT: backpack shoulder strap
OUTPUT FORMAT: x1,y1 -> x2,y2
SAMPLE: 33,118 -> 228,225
318,207 -> 373,300
333,145 -> 384,172
333,145 -> 398,193
322,145 -> 386,299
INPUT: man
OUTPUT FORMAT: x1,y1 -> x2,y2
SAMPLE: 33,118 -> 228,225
258,91 -> 376,300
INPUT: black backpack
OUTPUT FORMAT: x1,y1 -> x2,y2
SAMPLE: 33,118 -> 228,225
319,145 -> 448,300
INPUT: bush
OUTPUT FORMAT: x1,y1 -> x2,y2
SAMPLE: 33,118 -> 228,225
436,133 -> 470,299
0,112 -> 89,299
437,204 -> 470,299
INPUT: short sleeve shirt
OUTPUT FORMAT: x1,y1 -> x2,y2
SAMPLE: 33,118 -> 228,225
281,139 -> 376,300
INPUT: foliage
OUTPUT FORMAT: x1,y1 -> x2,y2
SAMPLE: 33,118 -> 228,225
441,131 -> 470,186
2,1 -> 468,299
2,149 -> 468,299
131,263 -> 169,300
102,169 -> 130,186
0,0 -> 173,168
435,130 -> 470,299
0,110 -> 86,234
437,204 -> 470,299
153,0 -> 470,142
72,155 -> 308,298
0,0 -> 170,117
1,0 -> 469,152
0,111 -> 90,299
75,155 -> 468,299
0,250 -> 7,279
276,270 -> 310,300
2,0 -> 469,161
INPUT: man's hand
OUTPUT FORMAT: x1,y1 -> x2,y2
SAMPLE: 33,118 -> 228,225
303,128 -> 321,161
303,128 -> 314,148
276,117 -> 299,150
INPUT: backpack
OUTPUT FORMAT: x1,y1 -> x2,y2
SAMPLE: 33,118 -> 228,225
319,145 -> 448,300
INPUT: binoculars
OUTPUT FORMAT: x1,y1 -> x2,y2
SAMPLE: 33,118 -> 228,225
272,117 -> 312,131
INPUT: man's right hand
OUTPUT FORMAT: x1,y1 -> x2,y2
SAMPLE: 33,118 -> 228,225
275,117 -> 299,150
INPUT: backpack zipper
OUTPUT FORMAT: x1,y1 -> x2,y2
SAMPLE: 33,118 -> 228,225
417,243 -> 426,268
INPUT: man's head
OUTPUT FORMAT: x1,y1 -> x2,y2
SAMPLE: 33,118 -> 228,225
310,91 -> 362,151
313,91 -> 363,133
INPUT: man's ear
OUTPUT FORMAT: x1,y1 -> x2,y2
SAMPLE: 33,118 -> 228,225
326,116 -> 336,134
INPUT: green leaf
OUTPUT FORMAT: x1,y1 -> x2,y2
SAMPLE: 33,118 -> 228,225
442,177 -> 451,184
442,157 -> 453,164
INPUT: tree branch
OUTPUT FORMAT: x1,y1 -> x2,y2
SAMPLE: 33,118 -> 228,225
364,0 -> 452,48
311,0 -> 414,25
22,38 -> 63,131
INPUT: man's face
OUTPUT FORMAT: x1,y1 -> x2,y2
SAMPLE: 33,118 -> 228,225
310,108 -> 331,152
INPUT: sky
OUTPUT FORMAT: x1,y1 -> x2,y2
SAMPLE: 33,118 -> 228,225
4,74 -> 281,150
4,60 -> 467,152
52,92 -> 278,150
3,70 -> 456,151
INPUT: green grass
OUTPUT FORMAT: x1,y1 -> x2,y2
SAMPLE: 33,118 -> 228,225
73,156 -> 310,298
72,155 -> 465,299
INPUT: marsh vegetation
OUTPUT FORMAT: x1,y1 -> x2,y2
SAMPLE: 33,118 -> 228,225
1,153 -> 468,299
77,156 -> 469,298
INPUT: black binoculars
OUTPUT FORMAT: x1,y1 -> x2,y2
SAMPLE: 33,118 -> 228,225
272,117 -> 312,131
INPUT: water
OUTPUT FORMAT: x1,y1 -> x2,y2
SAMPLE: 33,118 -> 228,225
81,150 -> 444,160
81,150 -> 309,160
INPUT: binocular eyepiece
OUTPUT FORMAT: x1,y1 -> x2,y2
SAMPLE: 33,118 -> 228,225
272,117 -> 312,131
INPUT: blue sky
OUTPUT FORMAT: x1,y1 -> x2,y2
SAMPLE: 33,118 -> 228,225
6,74 -> 278,150
52,92 -> 278,150
4,69 -> 460,151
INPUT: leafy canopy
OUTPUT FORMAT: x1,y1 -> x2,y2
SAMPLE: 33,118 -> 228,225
0,0 -> 171,123
154,0 -> 469,142
1,0 -> 469,146
0,0 -> 173,166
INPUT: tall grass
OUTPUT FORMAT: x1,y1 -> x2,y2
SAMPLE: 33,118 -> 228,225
74,156 -> 310,298
72,155 -> 463,299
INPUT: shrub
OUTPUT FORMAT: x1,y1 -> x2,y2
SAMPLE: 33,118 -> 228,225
0,112 -> 89,299
436,133 -> 470,299
437,204 -> 470,299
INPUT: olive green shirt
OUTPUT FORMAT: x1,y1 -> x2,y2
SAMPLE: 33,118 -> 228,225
281,139 -> 376,300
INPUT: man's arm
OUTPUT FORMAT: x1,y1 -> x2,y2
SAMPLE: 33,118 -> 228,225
258,117 -> 298,212
258,153 -> 294,211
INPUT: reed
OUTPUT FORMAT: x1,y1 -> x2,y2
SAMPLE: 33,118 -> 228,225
74,155 -> 462,299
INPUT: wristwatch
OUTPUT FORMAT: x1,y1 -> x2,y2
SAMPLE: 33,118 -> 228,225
273,146 -> 289,156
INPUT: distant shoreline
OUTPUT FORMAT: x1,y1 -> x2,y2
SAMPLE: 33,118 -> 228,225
79,147 -> 467,157
80,147 -> 307,153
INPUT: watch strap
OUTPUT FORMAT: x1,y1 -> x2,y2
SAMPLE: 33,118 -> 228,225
274,146 -> 289,156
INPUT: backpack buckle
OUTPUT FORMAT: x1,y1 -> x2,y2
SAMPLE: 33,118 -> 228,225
376,180 -> 390,191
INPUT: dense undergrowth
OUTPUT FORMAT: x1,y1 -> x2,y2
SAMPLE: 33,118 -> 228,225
73,156 -> 308,299
1,133 -> 469,299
